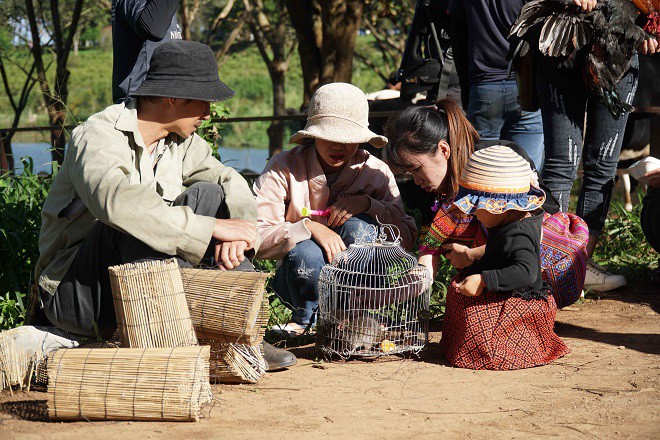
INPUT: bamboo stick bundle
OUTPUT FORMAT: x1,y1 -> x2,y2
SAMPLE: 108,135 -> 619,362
0,336 -> 33,392
180,269 -> 270,345
47,346 -> 212,422
109,259 -> 198,348
200,339 -> 266,384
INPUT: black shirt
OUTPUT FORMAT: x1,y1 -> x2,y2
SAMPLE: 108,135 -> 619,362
451,0 -> 527,85
112,0 -> 181,103
466,209 -> 546,297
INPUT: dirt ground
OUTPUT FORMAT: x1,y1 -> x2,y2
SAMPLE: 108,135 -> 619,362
1,281 -> 658,440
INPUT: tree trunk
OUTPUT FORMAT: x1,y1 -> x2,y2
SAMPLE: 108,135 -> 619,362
287,0 -> 363,108
285,0 -> 322,108
179,1 -> 192,40
0,131 -> 12,174
267,66 -> 286,157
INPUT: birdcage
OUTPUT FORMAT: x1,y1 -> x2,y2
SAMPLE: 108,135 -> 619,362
317,224 -> 432,359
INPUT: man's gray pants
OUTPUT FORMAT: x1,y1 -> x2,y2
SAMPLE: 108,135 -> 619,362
39,182 -> 252,339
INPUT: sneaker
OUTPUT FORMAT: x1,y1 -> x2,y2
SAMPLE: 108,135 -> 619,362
584,259 -> 627,292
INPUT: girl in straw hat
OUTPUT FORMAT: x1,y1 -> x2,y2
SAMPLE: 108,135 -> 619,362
253,82 -> 418,333
440,145 -> 569,370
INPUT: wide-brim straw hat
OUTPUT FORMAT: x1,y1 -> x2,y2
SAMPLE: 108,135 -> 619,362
289,82 -> 388,148
452,145 -> 546,215
132,40 -> 235,102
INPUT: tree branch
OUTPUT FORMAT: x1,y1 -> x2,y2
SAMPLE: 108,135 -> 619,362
354,52 -> 388,82
0,57 -> 18,112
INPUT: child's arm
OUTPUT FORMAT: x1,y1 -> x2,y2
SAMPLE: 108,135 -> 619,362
481,235 -> 539,293
253,160 -> 312,260
443,243 -> 485,269
306,221 -> 347,262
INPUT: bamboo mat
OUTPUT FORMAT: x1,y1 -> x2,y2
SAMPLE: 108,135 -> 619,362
110,259 -> 198,348
181,269 -> 270,345
47,346 -> 212,421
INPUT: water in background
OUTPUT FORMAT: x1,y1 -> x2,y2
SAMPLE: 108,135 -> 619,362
12,143 -> 272,175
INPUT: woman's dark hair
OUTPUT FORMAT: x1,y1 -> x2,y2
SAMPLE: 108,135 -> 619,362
384,98 -> 479,199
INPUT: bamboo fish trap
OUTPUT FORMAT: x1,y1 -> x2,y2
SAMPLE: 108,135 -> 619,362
180,269 -> 270,345
47,346 -> 212,422
109,259 -> 198,348
200,339 -> 266,384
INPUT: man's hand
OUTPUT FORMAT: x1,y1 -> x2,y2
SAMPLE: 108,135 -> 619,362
327,195 -> 371,228
639,37 -> 659,55
214,240 -> 248,270
443,243 -> 476,269
573,0 -> 597,12
307,221 -> 347,262
212,219 -> 257,250
456,274 -> 485,297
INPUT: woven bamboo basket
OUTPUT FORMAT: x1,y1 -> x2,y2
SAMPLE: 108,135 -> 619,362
200,339 -> 266,384
109,259 -> 198,348
180,269 -> 270,345
47,346 -> 212,422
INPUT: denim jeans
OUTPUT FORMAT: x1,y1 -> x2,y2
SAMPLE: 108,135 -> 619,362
273,214 -> 377,325
537,54 -> 639,236
467,79 -> 545,170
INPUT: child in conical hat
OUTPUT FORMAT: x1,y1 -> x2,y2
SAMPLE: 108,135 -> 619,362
440,145 -> 569,370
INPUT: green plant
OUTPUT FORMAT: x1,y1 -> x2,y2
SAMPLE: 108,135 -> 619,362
0,158 -> 54,329
429,256 -> 454,319
198,102 -> 231,156
594,197 -> 658,281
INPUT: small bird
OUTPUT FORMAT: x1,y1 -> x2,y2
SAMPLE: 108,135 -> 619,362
509,0 -> 653,118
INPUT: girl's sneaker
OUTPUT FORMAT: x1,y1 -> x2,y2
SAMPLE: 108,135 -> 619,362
584,259 -> 627,292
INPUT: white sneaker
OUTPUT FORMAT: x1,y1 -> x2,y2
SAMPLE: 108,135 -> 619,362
584,260 -> 627,292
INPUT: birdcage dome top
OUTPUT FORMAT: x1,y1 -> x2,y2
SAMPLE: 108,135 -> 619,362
325,224 -> 422,277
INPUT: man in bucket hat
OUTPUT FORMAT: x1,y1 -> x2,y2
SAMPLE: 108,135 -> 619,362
35,40 -> 296,370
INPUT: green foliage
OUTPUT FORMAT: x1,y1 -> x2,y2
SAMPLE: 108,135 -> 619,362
594,198 -> 658,281
430,257 -> 454,320
198,101 -> 231,156
0,158 -> 54,329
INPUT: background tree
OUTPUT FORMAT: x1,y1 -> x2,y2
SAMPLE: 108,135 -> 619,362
285,0 -> 363,108
25,0 -> 84,167
357,1 -> 414,83
0,1 -> 43,173
242,0 -> 296,156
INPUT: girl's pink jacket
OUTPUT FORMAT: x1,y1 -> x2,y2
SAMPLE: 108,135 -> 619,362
253,144 -> 418,259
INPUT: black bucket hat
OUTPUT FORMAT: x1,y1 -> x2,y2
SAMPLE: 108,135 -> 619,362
131,40 -> 235,102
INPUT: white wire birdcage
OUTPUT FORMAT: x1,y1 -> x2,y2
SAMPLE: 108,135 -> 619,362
317,223 -> 432,359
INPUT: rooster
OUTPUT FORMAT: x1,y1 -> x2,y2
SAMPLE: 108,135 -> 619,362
509,0 -> 658,118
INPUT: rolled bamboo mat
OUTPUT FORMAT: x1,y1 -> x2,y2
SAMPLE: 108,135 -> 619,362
180,269 -> 270,345
47,346 -> 212,422
200,339 -> 266,384
110,259 -> 198,348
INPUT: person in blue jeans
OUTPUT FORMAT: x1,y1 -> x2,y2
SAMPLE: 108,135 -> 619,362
273,215 -> 377,326
253,83 -> 418,335
449,0 -> 544,170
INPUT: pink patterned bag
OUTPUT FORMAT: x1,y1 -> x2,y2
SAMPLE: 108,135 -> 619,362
540,212 -> 589,308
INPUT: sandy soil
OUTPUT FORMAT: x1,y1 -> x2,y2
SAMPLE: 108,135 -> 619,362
1,281 -> 658,440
